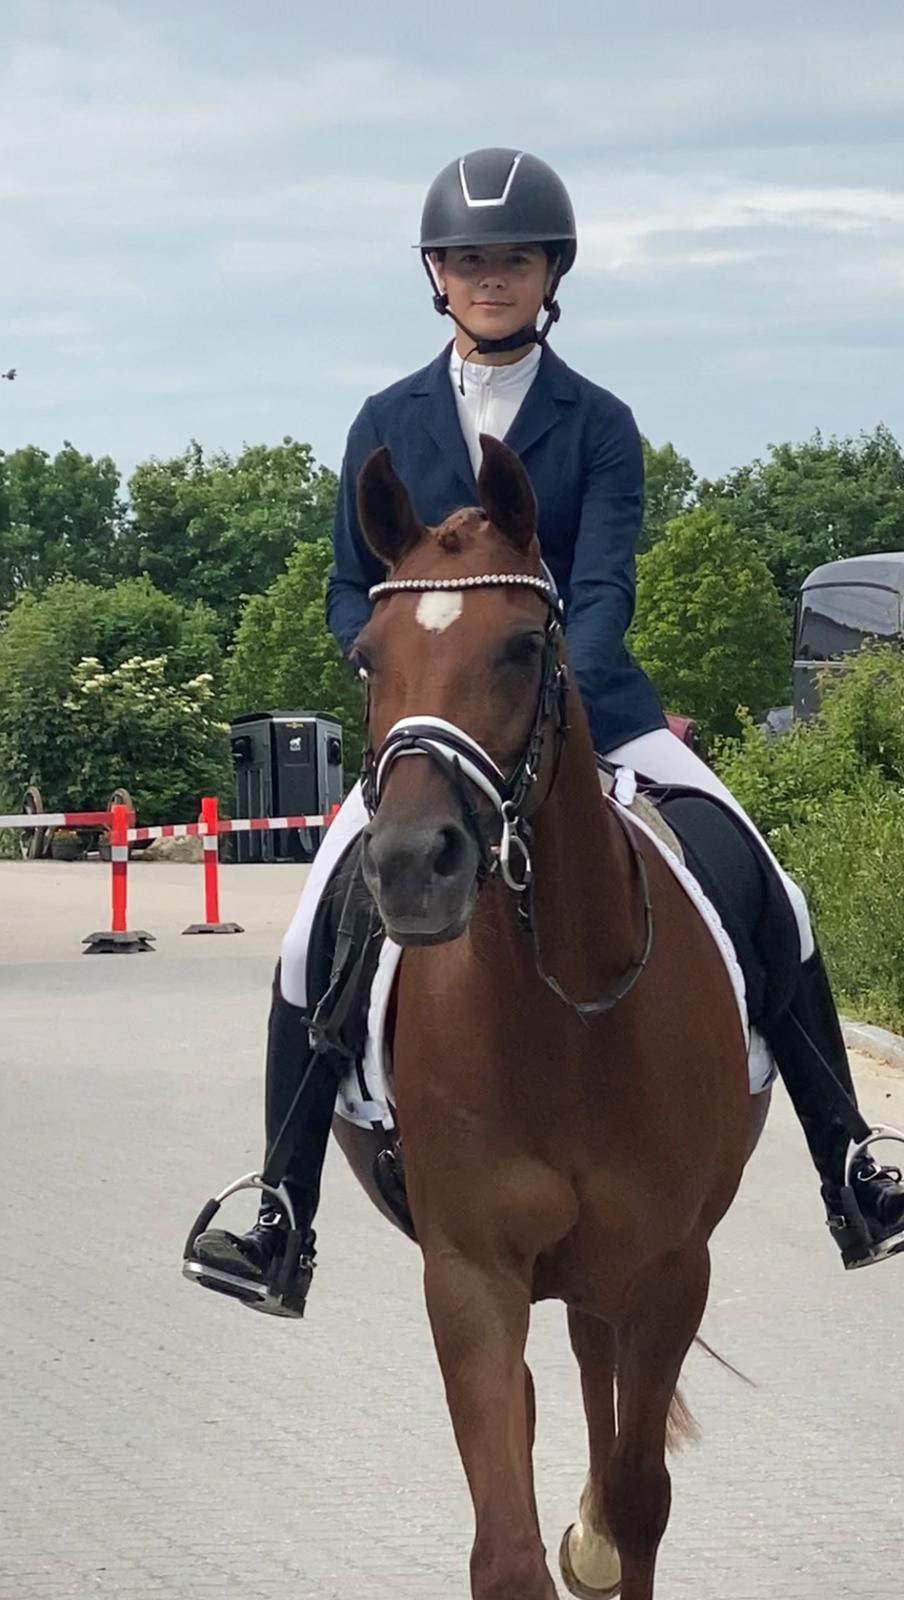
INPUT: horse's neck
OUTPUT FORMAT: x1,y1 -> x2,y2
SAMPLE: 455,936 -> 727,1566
528,713 -> 640,988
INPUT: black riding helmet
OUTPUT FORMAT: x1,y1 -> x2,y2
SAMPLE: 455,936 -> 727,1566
419,148 -> 577,355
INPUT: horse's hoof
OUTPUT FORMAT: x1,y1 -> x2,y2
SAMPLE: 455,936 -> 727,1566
559,1523 -> 621,1600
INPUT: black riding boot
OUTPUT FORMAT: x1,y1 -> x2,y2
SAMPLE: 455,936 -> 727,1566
192,966 -> 339,1316
767,950 -> 904,1269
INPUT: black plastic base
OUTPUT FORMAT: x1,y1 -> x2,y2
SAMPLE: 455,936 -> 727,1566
182,921 -> 244,935
82,929 -> 155,954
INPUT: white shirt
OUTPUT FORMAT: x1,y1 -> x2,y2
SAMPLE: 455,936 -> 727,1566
448,343 -> 542,478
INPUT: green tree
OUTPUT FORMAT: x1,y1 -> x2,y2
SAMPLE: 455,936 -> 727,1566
631,506 -> 790,742
640,437 -> 696,551
0,576 -> 224,819
128,438 -> 338,643
0,443 -> 129,611
227,538 -> 363,774
698,425 -> 904,608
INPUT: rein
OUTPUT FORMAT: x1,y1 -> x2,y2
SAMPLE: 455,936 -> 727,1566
362,572 -> 654,1017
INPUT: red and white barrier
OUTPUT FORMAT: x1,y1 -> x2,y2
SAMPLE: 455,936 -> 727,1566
0,809 -> 112,829
176,796 -> 341,936
3,794 -> 339,952
126,810 -> 336,842
0,803 -> 154,954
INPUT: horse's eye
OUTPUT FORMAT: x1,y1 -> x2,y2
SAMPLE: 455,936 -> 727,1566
350,651 -> 371,680
498,634 -> 543,671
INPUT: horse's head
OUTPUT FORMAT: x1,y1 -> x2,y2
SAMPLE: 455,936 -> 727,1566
355,435 -> 566,946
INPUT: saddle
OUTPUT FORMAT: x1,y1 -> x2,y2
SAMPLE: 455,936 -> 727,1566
643,784 -> 800,1032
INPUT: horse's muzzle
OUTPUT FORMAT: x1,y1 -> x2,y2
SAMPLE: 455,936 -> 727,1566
362,815 -> 480,946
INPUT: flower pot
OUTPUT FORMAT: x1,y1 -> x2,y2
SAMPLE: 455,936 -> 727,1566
50,835 -> 81,862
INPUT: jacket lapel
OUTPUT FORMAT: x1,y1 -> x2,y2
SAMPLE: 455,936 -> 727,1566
411,344 -> 478,499
503,346 -> 576,459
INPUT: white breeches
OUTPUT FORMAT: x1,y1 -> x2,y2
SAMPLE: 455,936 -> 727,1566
278,727 -> 813,1008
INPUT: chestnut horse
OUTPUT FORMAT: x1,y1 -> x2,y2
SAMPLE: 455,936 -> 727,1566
332,436 -> 770,1600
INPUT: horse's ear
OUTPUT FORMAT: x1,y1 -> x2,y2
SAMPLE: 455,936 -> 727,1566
357,447 -> 424,570
477,435 -> 537,553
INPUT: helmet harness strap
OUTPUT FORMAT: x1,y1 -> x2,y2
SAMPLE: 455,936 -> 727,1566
420,252 -> 563,382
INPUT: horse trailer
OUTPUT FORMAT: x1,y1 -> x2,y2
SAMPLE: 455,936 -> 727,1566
793,553 -> 904,718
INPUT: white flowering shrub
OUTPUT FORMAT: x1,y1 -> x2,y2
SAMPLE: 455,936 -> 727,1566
62,655 -> 231,821
0,576 -> 230,822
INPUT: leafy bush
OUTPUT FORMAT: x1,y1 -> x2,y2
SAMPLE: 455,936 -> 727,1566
0,576 -> 228,822
713,645 -> 904,839
712,708 -> 860,839
631,505 -> 790,743
714,647 -> 904,1029
227,538 -> 363,777
777,775 -> 904,1033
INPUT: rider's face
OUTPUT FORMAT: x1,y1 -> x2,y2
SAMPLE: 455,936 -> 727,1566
431,244 -> 554,350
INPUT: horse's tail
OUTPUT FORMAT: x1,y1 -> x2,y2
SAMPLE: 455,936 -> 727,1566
666,1336 -> 754,1453
666,1386 -> 700,1452
693,1333 -> 754,1386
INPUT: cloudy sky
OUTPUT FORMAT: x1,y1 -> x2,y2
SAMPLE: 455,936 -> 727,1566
3,1 -> 904,486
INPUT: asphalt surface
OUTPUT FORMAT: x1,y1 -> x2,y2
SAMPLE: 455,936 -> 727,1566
1,857 -> 903,1599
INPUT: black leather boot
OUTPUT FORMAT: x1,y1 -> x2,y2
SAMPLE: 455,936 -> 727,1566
767,950 -> 904,1269
192,966 -> 340,1316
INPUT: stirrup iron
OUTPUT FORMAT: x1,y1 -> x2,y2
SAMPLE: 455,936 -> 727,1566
838,1127 -> 904,1268
182,1171 -> 311,1314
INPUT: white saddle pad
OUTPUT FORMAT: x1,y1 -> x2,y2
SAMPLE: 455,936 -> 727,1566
335,794 -> 776,1131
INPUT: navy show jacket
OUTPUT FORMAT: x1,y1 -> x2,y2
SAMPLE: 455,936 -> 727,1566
326,341 -> 666,754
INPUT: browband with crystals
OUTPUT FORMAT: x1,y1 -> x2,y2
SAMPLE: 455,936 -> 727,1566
368,573 -> 563,613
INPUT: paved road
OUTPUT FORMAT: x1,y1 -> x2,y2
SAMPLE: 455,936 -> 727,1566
1,858 -> 902,1599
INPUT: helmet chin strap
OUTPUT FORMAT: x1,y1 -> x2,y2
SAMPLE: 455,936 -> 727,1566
421,253 -> 562,368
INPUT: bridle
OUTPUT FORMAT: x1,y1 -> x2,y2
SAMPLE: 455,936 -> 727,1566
360,572 -> 653,1017
363,573 -> 565,890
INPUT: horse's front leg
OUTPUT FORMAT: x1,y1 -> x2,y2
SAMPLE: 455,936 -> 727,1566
422,1247 -> 558,1600
560,1309 -> 621,1599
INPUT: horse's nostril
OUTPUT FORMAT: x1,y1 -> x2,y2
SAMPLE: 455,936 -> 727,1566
433,825 -> 467,880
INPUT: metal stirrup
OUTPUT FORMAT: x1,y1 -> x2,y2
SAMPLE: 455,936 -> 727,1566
845,1126 -> 904,1187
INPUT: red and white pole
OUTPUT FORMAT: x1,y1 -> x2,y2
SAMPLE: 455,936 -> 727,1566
201,795 -> 221,924
83,803 -> 155,954
183,796 -> 243,936
110,802 -> 130,934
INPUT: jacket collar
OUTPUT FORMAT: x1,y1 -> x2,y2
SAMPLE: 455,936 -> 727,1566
410,342 -> 579,498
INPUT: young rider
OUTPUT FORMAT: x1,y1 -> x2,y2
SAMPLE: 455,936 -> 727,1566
190,148 -> 904,1312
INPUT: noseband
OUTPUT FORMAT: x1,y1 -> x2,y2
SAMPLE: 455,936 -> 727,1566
361,571 -> 653,1016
